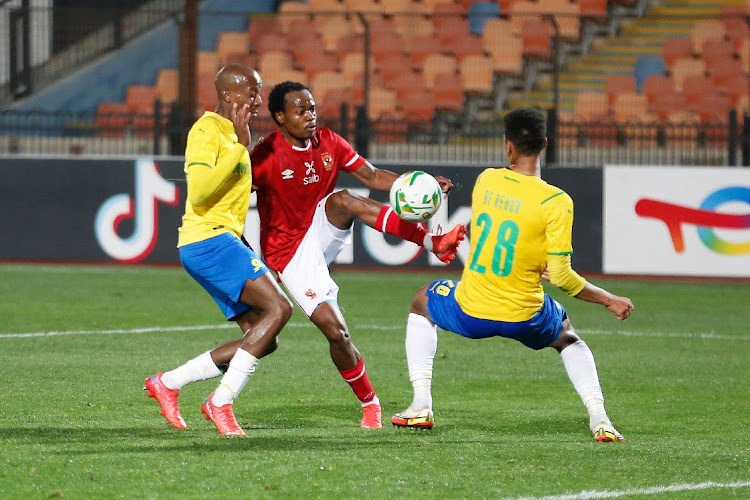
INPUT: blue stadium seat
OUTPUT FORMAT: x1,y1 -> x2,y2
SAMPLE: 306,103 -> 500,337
633,55 -> 666,93
468,2 -> 500,36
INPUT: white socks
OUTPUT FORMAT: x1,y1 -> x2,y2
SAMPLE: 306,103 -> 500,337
161,351 -> 222,390
405,313 -> 438,411
212,349 -> 259,407
560,339 -> 610,430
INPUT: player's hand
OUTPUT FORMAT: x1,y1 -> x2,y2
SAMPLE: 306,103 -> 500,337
435,176 -> 453,196
607,295 -> 634,320
541,267 -> 550,281
231,102 -> 252,147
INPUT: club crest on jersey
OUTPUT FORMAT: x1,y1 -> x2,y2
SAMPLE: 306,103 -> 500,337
321,152 -> 333,171
303,160 -> 319,185
305,289 -> 317,300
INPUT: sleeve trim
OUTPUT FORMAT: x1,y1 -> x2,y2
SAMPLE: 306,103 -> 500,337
187,161 -> 214,168
547,251 -> 572,255
541,191 -> 565,204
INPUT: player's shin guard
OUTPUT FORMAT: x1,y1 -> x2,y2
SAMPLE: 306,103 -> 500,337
339,356 -> 377,404
161,351 -> 223,390
376,205 -> 428,246
212,348 -> 259,407
560,340 -> 611,430
405,313 -> 438,411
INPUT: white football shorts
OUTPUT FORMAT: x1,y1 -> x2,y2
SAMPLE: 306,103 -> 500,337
278,193 -> 353,317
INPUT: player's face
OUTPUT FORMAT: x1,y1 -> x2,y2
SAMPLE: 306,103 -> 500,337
227,74 -> 263,121
279,90 -> 317,145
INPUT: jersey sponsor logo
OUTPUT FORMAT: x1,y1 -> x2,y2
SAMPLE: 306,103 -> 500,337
635,186 -> 750,255
303,160 -> 320,185
321,152 -> 333,171
281,168 -> 294,180
233,161 -> 249,174
94,159 -> 179,263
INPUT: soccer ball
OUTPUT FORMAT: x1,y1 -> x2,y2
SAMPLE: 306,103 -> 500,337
389,171 -> 442,223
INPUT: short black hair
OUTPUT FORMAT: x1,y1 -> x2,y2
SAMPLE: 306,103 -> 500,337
503,107 -> 547,155
268,81 -> 310,125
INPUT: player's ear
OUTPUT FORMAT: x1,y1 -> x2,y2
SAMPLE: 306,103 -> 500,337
221,90 -> 232,104
274,110 -> 285,125
541,137 -> 548,151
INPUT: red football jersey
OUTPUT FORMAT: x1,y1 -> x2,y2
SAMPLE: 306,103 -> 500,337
250,128 -> 366,272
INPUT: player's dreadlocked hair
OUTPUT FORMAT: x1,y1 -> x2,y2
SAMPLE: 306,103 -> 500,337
503,107 -> 547,155
268,81 -> 310,125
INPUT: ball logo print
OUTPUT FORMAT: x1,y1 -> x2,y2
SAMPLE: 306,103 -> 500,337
95,159 -> 179,262
635,186 -> 750,255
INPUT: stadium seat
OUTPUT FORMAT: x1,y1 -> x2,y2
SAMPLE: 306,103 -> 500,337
340,52 -> 379,85
311,70 -> 349,105
575,91 -> 609,120
691,20 -> 725,56
368,87 -> 398,120
216,32 -> 250,64
379,53 -> 418,83
155,69 -> 179,105
278,1 -> 311,33
604,74 -> 636,107
197,51 -> 221,76
95,102 -> 131,137
681,74 -> 714,108
408,34 -> 442,66
509,0 -> 543,32
224,52 -> 259,70
398,89 -> 436,120
254,33 -> 290,52
316,16 -> 359,52
671,57 -> 705,93
665,110 -> 700,147
707,58 -> 743,98
696,94 -> 732,124
613,92 -> 648,123
661,38 -> 693,71
468,2 -> 500,36
539,0 -> 580,41
259,50 -> 294,72
460,54 -> 494,95
432,2 -> 466,31
422,53 -> 458,89
297,51 -> 339,81
247,16 -> 283,48
486,35 -> 523,75
433,73 -> 464,112
521,19 -> 554,58
436,17 -> 472,46
578,0 -> 607,19
394,15 -> 435,42
633,55 -> 666,92
285,18 -> 319,48
126,85 -> 158,112
584,113 -> 619,147
446,32 -> 486,63
649,93 -> 687,122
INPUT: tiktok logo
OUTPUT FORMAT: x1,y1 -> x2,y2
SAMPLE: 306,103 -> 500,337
95,159 -> 179,262
635,186 -> 750,255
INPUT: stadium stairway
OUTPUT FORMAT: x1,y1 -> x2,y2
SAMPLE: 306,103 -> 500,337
505,0 -> 740,113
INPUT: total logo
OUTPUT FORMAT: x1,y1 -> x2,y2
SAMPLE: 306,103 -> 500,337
95,159 -> 179,262
635,186 -> 750,255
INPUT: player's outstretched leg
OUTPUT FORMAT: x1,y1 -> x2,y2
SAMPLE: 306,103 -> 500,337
144,372 -> 187,429
430,224 -> 468,263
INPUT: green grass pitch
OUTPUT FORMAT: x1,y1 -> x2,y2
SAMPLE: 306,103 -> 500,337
0,263 -> 748,499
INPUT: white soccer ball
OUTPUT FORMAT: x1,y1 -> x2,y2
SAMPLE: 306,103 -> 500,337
389,171 -> 443,223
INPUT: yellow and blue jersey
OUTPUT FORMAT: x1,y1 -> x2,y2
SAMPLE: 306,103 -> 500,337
177,111 -> 252,247
455,167 -> 585,322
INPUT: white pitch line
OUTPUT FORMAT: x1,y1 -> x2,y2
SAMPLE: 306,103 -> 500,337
0,324 -> 747,341
501,480 -> 750,500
